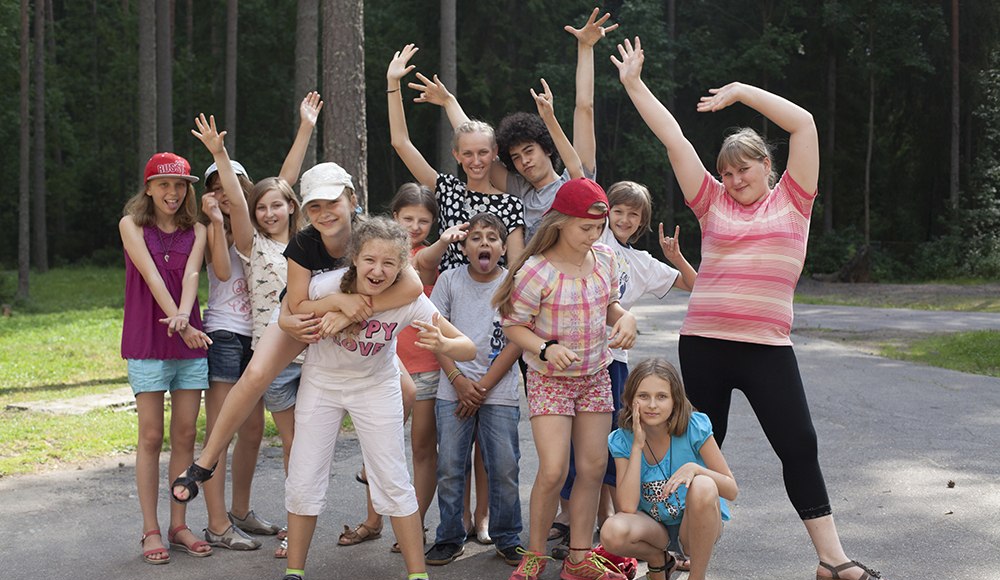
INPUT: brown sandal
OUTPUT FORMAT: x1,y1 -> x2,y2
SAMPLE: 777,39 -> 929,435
817,560 -> 883,580
337,522 -> 382,546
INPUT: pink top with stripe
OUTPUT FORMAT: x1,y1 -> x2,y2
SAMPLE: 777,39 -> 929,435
502,243 -> 619,377
680,171 -> 817,346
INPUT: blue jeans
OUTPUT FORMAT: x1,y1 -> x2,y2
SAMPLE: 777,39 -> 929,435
434,400 -> 522,550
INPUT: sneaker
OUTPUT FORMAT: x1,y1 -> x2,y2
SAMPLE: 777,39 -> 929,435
424,542 -> 465,566
592,545 -> 638,580
204,524 -> 262,551
560,550 -> 628,580
281,575 -> 303,580
229,509 -> 281,535
510,548 -> 554,580
496,544 -> 524,566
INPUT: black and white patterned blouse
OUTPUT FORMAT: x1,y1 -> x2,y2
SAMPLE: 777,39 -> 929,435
435,173 -> 525,272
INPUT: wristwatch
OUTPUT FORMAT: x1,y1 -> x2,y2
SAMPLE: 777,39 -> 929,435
538,339 -> 559,361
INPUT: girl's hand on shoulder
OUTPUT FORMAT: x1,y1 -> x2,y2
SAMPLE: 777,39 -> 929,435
412,313 -> 446,353
279,311 -> 322,344
546,344 -> 580,371
179,325 -> 212,350
191,113 -> 226,154
565,7 -> 618,47
697,82 -> 745,113
387,44 -> 418,82
659,223 -> 682,262
611,37 -> 644,85
666,462 -> 703,496
202,192 -> 224,225
531,78 -> 556,121
300,91 -> 324,128
440,222 -> 469,244
630,400 -> 646,449
339,294 -> 374,323
409,72 -> 451,107
608,311 -> 637,350
320,311 -> 352,339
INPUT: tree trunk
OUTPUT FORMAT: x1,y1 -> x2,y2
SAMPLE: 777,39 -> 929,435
295,0 -> 319,168
823,48 -> 836,234
225,0 -> 238,156
138,0 -> 157,177
864,69 -> 873,247
155,0 -> 173,151
437,0 -> 457,174
32,0 -> 47,272
18,0 -> 30,299
949,0 -> 960,209
322,0 -> 367,210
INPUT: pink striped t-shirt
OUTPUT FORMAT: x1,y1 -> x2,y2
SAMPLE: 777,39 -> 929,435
680,171 -> 817,346
502,243 -> 619,377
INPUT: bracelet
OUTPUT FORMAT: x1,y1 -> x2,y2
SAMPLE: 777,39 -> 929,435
386,88 -> 400,94
176,312 -> 190,318
447,368 -> 463,382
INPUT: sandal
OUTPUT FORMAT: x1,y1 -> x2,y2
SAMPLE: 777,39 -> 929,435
168,525 -> 213,557
170,461 -> 217,504
646,551 -> 677,579
355,470 -> 369,486
547,522 -> 570,541
274,536 -> 288,559
337,522 -> 382,546
817,560 -> 883,580
229,509 -> 281,535
668,550 -> 690,572
140,529 -> 170,565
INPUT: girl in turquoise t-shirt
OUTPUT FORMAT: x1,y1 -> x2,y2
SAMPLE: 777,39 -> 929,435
599,358 -> 737,580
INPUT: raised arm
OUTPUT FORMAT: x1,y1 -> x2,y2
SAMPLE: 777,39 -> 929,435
532,79 -> 584,179
565,7 -> 617,174
612,38 -> 706,202
698,82 -> 818,192
201,191 -> 230,281
658,223 -> 697,292
192,113 -> 254,256
414,222 -> 469,284
278,91 -> 324,187
387,45 -> 439,189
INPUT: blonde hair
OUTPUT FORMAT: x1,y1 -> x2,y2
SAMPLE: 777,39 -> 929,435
248,177 -> 301,241
123,180 -> 198,230
453,120 -> 496,151
607,181 -> 653,244
492,202 -> 608,317
340,216 -> 410,294
717,128 -> 777,188
618,358 -> 693,437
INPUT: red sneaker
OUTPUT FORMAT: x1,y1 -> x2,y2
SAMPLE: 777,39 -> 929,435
510,548 -> 553,580
560,549 -> 628,580
592,545 -> 638,580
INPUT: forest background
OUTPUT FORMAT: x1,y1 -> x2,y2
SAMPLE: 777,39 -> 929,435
3,0 -> 1000,302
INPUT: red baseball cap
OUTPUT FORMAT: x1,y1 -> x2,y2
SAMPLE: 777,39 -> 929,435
545,178 -> 609,219
144,152 -> 199,183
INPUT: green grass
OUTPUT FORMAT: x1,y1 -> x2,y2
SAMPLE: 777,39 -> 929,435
881,331 -> 1000,378
795,293 -> 1000,313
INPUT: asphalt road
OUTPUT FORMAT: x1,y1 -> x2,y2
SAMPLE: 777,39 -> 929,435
2,292 -> 998,579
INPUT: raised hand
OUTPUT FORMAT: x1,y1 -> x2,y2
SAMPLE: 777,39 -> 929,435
409,72 -> 452,107
531,78 -> 557,121
413,313 -> 446,353
565,7 -> 618,47
191,113 -> 226,155
659,223 -> 683,263
631,399 -> 646,448
439,222 -> 469,244
202,191 -> 224,225
299,91 -> 324,128
697,82 -> 745,113
610,37 -> 644,85
387,44 -> 419,83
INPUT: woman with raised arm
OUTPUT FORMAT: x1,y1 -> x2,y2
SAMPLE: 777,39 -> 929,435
612,37 -> 883,580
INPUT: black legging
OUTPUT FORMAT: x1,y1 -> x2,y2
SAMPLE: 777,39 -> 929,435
679,335 -> 832,520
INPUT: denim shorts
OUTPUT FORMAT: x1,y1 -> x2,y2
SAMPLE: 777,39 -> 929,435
263,362 -> 302,413
127,358 -> 208,395
412,370 -> 440,402
206,330 -> 253,384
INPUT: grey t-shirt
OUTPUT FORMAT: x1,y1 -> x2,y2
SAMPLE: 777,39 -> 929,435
506,166 -> 597,243
429,266 -> 519,406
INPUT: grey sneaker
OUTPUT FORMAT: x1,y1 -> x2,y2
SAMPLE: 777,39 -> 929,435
204,524 -> 261,550
229,509 -> 281,535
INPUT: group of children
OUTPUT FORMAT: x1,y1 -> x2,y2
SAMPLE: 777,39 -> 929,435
122,7 -> 884,580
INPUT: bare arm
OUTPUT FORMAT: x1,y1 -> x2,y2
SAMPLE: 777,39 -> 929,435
606,303 -> 636,350
414,223 -> 469,284
278,91 -> 324,187
119,217 -> 186,318
565,7 -> 617,174
202,192 -> 231,281
697,82 -> 818,192
504,227 -> 525,266
658,223 -> 696,292
412,313 -> 477,361
387,45 -> 439,189
612,38 -> 706,202
666,436 -> 738,502
532,79 -> 584,179
192,113 -> 255,256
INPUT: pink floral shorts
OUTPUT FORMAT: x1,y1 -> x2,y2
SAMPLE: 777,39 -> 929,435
526,369 -> 614,417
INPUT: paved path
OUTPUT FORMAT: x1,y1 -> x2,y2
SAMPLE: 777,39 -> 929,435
2,292 -> 999,579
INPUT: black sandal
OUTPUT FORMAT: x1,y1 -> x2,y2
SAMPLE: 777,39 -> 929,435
170,462 -> 217,503
817,560 -> 883,580
647,552 -> 677,579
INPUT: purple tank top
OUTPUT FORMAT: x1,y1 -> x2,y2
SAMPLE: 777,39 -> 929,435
121,224 -> 206,360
